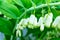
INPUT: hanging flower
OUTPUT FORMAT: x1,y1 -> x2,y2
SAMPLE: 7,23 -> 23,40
37,17 -> 44,31
44,13 -> 53,28
28,14 -> 37,26
40,24 -> 44,31
52,16 -> 60,28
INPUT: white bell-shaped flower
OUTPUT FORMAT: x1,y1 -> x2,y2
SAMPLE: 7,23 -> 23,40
37,17 -> 44,26
40,24 -> 44,31
44,13 -> 53,28
52,16 -> 60,28
28,14 -> 37,26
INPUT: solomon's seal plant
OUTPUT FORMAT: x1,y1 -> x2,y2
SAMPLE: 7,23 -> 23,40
0,0 -> 60,40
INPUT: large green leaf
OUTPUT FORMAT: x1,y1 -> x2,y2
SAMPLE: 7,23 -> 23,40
0,17 -> 13,35
0,2 -> 20,19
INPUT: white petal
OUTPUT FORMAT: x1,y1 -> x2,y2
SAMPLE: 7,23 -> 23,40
23,19 -> 29,26
33,17 -> 37,26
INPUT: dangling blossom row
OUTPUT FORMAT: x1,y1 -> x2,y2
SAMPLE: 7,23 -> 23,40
16,12 -> 60,37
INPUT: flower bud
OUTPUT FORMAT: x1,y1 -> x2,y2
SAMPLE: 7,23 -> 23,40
40,24 -> 44,31
44,13 -> 53,28
16,30 -> 21,37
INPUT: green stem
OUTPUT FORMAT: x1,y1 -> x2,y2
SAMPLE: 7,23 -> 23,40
27,2 -> 60,13
46,0 -> 51,13
30,0 -> 36,15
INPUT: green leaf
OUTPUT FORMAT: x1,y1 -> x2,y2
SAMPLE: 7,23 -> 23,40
0,2 -> 20,19
32,0 -> 46,5
5,0 -> 13,3
21,0 -> 32,8
51,7 -> 60,19
0,17 -> 13,35
32,0 -> 42,5
0,0 -> 14,4
13,0 -> 25,8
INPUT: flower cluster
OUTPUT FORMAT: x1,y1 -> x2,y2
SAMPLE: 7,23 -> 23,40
38,13 -> 53,31
16,12 -> 60,37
